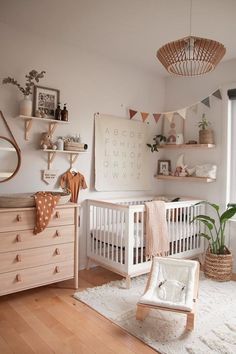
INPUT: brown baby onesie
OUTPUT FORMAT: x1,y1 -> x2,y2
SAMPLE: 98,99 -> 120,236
60,171 -> 87,203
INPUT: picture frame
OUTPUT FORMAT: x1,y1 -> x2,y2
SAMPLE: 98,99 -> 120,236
162,113 -> 185,144
33,86 -> 60,119
158,159 -> 171,175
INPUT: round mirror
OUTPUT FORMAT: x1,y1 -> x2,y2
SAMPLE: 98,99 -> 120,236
0,136 -> 21,183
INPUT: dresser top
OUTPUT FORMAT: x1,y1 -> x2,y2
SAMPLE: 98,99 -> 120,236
0,202 -> 79,213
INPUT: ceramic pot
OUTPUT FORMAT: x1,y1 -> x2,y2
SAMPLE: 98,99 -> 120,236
19,96 -> 32,116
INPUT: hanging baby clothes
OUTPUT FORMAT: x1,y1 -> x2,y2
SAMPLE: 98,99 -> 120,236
34,192 -> 60,234
60,170 -> 87,203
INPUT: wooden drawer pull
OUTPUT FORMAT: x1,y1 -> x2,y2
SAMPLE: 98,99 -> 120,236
55,230 -> 60,237
16,234 -> 22,242
55,266 -> 60,273
16,274 -> 22,282
16,254 -> 22,262
16,214 -> 22,222
55,248 -> 60,255
55,211 -> 60,219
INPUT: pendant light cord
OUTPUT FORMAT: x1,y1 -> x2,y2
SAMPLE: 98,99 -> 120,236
189,0 -> 193,37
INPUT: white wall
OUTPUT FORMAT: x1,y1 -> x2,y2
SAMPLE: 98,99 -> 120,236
164,59 -> 236,270
0,22 -> 166,268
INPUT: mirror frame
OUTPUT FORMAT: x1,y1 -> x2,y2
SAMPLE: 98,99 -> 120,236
0,136 -> 21,183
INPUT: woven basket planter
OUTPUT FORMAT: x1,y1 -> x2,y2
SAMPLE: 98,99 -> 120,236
199,129 -> 214,144
204,249 -> 233,281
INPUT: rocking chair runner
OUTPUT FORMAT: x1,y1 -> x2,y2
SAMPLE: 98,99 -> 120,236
136,257 -> 200,331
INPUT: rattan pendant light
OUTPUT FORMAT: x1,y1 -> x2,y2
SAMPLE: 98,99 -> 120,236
156,0 -> 226,76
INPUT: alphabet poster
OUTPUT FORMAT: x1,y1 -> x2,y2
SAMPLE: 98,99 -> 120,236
95,113 -> 150,191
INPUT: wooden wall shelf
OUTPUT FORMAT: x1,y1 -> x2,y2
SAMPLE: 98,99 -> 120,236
18,115 -> 69,141
157,144 -> 215,149
42,149 -> 88,169
155,175 -> 216,183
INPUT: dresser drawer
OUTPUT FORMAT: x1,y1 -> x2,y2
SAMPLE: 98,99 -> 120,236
0,225 -> 74,253
0,261 -> 74,296
0,243 -> 74,274
0,207 -> 75,232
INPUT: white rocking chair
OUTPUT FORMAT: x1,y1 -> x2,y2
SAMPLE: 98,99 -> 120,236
136,257 -> 200,331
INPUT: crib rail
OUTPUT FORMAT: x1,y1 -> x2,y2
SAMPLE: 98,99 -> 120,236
87,198 -> 204,278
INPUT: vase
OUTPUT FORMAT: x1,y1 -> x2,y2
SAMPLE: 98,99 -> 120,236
19,96 -> 33,116
204,249 -> 233,281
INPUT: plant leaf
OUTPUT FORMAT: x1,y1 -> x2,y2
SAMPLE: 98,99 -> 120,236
220,207 -> 236,224
194,201 -> 219,212
191,214 -> 215,225
199,233 -> 211,241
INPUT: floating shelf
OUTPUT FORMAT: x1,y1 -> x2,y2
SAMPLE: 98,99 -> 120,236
18,115 -> 69,140
157,144 -> 215,149
42,149 -> 88,169
155,175 -> 216,183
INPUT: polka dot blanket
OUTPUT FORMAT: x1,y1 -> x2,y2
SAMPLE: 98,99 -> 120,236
33,192 -> 60,234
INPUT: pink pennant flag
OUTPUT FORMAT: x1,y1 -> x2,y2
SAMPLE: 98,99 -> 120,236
129,109 -> 138,119
141,112 -> 149,122
153,113 -> 161,123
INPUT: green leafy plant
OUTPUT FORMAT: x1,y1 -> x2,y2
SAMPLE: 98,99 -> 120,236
2,69 -> 46,96
198,113 -> 211,130
156,134 -> 167,143
191,201 -> 236,255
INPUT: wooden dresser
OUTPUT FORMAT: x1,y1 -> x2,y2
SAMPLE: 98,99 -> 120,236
0,203 -> 79,296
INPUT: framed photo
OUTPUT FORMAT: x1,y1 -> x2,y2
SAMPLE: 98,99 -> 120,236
33,86 -> 60,119
158,159 -> 171,175
162,113 -> 185,144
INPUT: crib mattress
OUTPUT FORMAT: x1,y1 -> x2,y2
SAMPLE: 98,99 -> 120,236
91,222 -> 196,248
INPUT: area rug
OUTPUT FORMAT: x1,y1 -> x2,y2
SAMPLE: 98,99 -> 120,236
74,274 -> 236,354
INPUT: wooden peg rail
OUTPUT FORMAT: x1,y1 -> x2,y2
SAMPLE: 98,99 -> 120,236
18,115 -> 69,141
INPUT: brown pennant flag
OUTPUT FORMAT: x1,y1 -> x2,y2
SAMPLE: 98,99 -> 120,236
153,113 -> 161,123
129,109 -> 138,119
141,112 -> 149,122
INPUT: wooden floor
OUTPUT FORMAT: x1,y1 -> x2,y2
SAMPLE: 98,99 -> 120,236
0,267 -> 157,354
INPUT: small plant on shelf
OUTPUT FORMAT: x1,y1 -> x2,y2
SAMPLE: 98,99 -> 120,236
198,113 -> 211,130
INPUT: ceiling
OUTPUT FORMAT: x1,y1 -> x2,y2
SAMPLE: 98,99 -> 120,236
1,0 -> 236,76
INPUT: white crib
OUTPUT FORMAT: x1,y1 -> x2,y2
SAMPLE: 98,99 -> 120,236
87,197 -> 205,287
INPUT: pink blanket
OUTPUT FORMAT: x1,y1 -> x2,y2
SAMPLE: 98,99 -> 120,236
145,201 -> 169,258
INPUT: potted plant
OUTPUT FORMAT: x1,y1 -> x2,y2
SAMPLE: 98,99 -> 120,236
2,69 -> 46,116
198,113 -> 214,144
191,201 -> 236,281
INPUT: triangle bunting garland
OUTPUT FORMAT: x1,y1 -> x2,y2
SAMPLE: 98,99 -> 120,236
201,97 -> 210,108
127,87 -> 221,124
177,108 -> 187,119
129,109 -> 138,119
141,112 -> 149,122
153,113 -> 161,123
212,89 -> 222,100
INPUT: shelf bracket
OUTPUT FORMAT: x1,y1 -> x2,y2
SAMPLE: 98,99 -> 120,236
49,122 -> 58,135
47,151 -> 56,169
25,119 -> 33,141
69,153 -> 79,168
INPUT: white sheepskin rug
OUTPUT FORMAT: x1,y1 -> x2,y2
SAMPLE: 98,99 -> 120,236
74,274 -> 236,354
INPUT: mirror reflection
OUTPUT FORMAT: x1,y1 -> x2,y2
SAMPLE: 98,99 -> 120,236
0,137 -> 20,183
